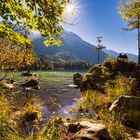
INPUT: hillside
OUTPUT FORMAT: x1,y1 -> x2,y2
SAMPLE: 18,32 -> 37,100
32,31 -> 107,63
32,30 -> 138,63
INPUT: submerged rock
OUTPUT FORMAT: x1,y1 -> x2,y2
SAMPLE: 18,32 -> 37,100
21,79 -> 41,90
68,84 -> 79,88
64,121 -> 111,140
73,73 -> 83,87
109,96 -> 140,129
0,81 -> 14,89
21,71 -> 38,77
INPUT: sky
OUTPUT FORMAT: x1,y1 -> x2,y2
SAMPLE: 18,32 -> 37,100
63,0 -> 138,55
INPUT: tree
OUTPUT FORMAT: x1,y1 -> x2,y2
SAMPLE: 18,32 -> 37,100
118,0 -> 140,64
0,0 -> 69,47
0,39 -> 35,71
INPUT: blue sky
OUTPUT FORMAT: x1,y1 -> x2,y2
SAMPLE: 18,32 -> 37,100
63,0 -> 138,55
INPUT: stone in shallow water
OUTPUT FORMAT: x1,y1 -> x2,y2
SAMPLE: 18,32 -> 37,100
73,73 -> 83,87
21,79 -> 41,90
64,121 -> 111,140
68,84 -> 79,88
1,82 -> 14,89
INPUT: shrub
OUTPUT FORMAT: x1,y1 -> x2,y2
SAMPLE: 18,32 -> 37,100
80,91 -> 112,116
81,58 -> 140,92
103,113 -> 129,140
105,74 -> 137,99
26,116 -> 65,140
80,90 -> 131,140
0,94 -> 24,140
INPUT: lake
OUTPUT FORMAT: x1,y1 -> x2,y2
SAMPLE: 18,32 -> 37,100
1,71 -> 86,119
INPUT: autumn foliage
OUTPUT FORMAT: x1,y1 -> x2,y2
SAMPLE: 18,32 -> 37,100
0,0 -> 68,47
0,39 -> 36,70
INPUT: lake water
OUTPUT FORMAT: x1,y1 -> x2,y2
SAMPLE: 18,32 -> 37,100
1,71 -> 86,119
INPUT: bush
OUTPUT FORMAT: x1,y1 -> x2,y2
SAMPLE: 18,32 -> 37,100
101,113 -> 129,140
27,116 -> 65,140
80,90 -> 131,140
0,88 -> 65,140
81,58 -> 140,93
105,74 -> 138,99
0,94 -> 24,140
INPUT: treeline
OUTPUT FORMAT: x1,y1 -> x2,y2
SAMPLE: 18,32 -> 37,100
25,55 -> 94,71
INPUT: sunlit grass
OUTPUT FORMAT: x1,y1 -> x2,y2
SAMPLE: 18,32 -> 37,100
79,73 -> 138,139
105,74 -> 137,99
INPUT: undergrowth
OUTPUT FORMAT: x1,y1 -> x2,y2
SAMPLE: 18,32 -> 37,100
0,88 -> 65,140
79,74 -> 138,139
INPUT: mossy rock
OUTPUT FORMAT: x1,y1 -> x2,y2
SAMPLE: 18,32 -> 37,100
21,71 -> 38,77
73,73 -> 83,87
81,58 -> 140,93
21,79 -> 41,89
109,96 -> 140,129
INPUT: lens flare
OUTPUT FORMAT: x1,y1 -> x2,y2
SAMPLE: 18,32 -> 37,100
66,4 -> 74,13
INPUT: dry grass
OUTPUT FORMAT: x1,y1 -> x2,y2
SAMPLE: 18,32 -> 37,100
0,94 -> 24,140
105,74 -> 137,99
79,74 -> 138,140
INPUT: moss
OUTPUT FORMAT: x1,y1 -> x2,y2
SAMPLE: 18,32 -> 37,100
81,58 -> 140,93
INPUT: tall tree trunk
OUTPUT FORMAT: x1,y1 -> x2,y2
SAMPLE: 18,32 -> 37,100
98,49 -> 100,64
138,14 -> 140,64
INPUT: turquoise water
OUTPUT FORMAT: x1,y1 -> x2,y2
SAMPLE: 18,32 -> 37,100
0,71 -> 86,82
0,71 -> 86,118
36,71 -> 85,79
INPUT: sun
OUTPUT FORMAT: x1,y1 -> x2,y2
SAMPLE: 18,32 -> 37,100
66,3 -> 74,13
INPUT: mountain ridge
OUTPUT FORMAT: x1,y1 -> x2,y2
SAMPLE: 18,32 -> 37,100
104,49 -> 138,63
31,30 -> 138,63
32,30 -> 107,63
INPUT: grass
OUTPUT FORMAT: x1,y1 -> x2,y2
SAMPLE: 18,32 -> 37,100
0,94 -> 24,140
0,65 -> 139,140
80,90 -> 112,114
105,74 -> 137,99
79,73 -> 139,139
80,91 -> 133,139
0,84 -> 68,140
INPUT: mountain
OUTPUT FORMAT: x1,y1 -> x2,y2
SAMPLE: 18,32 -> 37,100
104,49 -> 138,63
32,30 -> 138,63
32,30 -> 107,63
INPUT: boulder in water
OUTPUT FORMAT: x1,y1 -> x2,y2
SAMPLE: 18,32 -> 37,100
21,79 -> 41,90
0,81 -> 14,89
73,73 -> 83,87
21,71 -> 38,77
